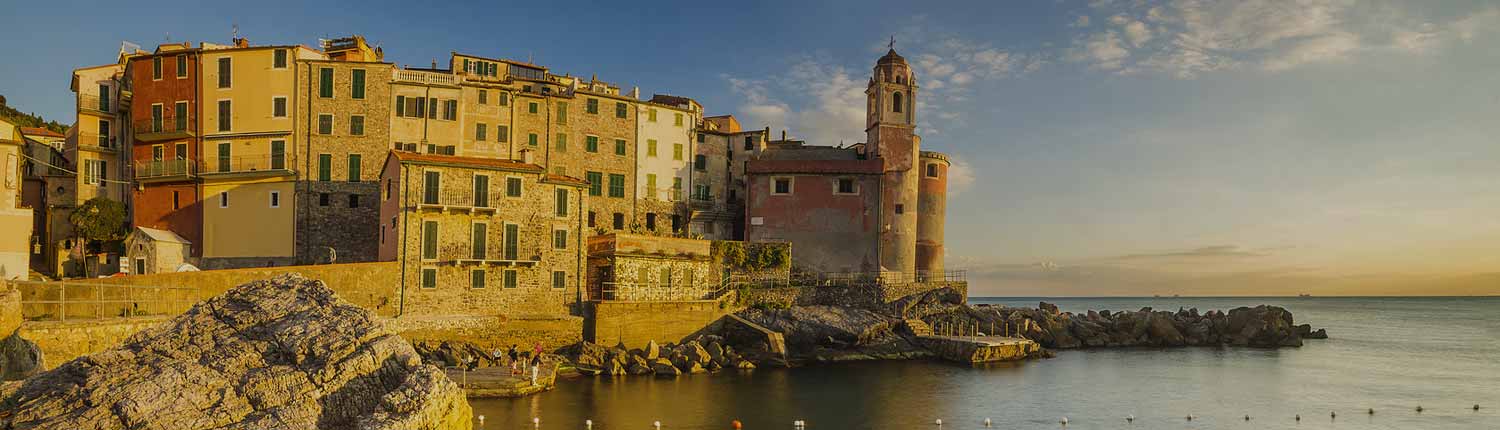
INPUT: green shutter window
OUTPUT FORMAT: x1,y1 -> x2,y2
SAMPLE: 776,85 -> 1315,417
473,175 -> 489,207
472,223 -> 487,259
608,174 -> 625,198
672,177 -> 682,200
506,177 -> 522,197
586,136 -> 598,152
552,271 -> 565,289
555,188 -> 568,217
497,125 -> 509,143
499,93 -> 509,106
217,142 -> 231,172
271,140 -> 286,170
319,68 -> 333,98
350,115 -> 364,136
318,154 -> 332,181
585,172 -> 602,196
528,102 -> 538,114
352,69 -> 366,99
673,143 -> 683,160
646,174 -> 657,199
503,224 -> 519,260
503,270 -> 518,288
471,270 -> 486,289
586,98 -> 598,114
347,154 -> 361,182
422,221 -> 439,259
557,103 -> 567,125
528,133 -> 538,146
647,140 -> 657,157
555,134 -> 566,152
424,171 -> 441,204
476,123 -> 487,141
675,113 -> 683,126
553,229 -> 567,249
421,268 -> 437,289
615,102 -> 626,118
614,139 -> 626,155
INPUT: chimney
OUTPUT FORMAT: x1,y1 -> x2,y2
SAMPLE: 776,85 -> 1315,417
518,149 -> 535,165
233,38 -> 249,48
431,58 -> 437,69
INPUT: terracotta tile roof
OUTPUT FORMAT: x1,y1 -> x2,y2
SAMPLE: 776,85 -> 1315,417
542,174 -> 590,187
747,159 -> 885,175
19,127 -> 64,138
391,150 -> 543,172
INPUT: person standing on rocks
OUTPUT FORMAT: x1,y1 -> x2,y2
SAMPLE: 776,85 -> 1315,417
508,345 -> 519,375
530,354 -> 542,386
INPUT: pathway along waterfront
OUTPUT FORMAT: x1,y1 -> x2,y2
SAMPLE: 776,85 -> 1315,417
470,296 -> 1499,429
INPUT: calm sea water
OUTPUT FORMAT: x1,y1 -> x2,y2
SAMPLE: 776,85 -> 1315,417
471,297 -> 1500,429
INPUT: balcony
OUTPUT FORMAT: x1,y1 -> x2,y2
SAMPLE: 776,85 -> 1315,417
77,94 -> 114,115
134,116 -> 196,142
74,133 -> 119,152
134,159 -> 197,182
393,69 -> 460,86
199,154 -> 295,178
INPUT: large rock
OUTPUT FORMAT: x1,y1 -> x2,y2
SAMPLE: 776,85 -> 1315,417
0,274 -> 472,429
0,332 -> 42,381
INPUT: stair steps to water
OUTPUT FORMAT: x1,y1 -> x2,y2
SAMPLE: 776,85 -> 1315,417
904,319 -> 934,336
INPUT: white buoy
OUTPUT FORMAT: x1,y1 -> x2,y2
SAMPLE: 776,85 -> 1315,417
478,415 -> 486,426
1126,414 -> 1134,423
585,419 -> 593,428
533,417 -> 540,427
1059,417 -> 1069,426
654,420 -> 662,429
935,418 -> 943,426
983,417 -> 992,427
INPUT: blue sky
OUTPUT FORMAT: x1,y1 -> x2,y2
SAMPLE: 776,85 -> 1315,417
4,0 -> 1498,295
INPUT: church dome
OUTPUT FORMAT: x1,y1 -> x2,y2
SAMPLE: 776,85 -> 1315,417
877,49 -> 907,65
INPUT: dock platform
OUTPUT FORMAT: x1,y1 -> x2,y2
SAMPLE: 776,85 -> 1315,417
915,335 -> 1041,363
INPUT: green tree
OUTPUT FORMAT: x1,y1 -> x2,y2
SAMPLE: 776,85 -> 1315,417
69,197 -> 128,277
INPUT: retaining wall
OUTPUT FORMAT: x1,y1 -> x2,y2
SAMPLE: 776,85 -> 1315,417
585,292 -> 740,348
737,281 -> 967,309
71,262 -> 402,316
18,317 -> 171,370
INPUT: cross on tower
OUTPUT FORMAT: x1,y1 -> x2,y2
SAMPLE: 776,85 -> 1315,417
888,35 -> 896,50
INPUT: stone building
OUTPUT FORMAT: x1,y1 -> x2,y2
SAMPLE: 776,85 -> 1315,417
585,233 -> 714,301
295,37 -> 393,265
744,48 -> 952,277
377,150 -> 588,316
17,127 -> 71,275
692,115 -> 768,240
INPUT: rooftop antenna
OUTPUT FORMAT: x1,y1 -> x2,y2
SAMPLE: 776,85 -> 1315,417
232,23 -> 239,40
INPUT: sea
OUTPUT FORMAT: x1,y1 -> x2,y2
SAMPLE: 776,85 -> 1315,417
471,297 -> 1500,429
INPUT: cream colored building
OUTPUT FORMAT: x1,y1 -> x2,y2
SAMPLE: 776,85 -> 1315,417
69,62 -> 131,207
0,118 -> 32,279
635,95 -> 700,234
197,39 -> 325,268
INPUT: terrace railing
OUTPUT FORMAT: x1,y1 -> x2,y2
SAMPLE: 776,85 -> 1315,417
12,280 -> 199,322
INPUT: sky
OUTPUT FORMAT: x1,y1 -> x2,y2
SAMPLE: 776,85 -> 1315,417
3,0 -> 1497,296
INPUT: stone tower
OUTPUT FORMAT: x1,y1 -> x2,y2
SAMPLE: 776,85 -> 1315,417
866,48 -> 920,275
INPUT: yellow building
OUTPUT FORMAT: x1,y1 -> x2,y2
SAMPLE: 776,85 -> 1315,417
0,117 -> 32,279
196,39 -> 325,268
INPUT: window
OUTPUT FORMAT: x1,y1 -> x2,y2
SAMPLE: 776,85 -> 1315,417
273,97 -> 287,118
697,133 -> 705,143
150,104 -> 163,132
645,174 -> 657,199
926,163 -> 939,178
421,268 -> 437,289
556,103 -> 568,125
646,139 -> 657,157
347,154 -> 361,182
673,143 -> 683,160
475,123 -> 487,141
615,102 -> 627,118
152,57 -> 162,79
273,49 -> 287,69
173,101 -> 187,131
219,192 -> 228,208
99,84 -> 110,111
478,90 -> 487,104
318,154 -> 332,181
895,204 -> 905,214
672,214 -> 682,233
428,97 -> 438,118
836,178 -> 856,194
527,133 -> 538,146
471,269 -> 486,289
773,177 -> 792,195
648,108 -> 657,122
674,112 -> 683,126
588,211 -> 596,227
473,175 -> 489,207
318,68 -> 334,98
499,93 -> 509,106
555,188 -> 569,217
585,171 -> 602,196
271,140 -> 285,170
349,194 -> 360,208
612,213 -> 624,230
503,224 -> 519,260
472,223 -> 487,259
555,133 -> 566,152
318,114 -> 332,135
672,177 -> 682,200
693,184 -> 710,201
217,58 -> 231,88
319,193 -> 329,206
646,213 -> 657,231
586,98 -> 598,114
172,191 -> 180,210
175,55 -> 187,78
744,136 -> 754,150
217,142 -> 231,172
893,91 -> 903,113
351,69 -> 366,99
585,135 -> 598,153
503,270 -> 518,289
553,229 -> 567,249
347,115 -> 364,136
175,142 -> 188,160
614,139 -> 626,155
528,102 -> 538,114
424,171 -> 441,204
98,119 -> 110,147
422,220 -> 439,259
151,145 -> 165,162
551,271 -> 566,289
270,191 -> 281,208
217,100 -> 231,131
608,174 -> 625,198
694,154 -> 706,171
83,160 -> 106,186
497,125 -> 509,143
395,96 -> 406,117
505,177 -> 521,197
443,100 -> 457,120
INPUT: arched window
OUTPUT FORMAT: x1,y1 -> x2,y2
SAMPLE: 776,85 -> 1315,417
893,91 -> 903,113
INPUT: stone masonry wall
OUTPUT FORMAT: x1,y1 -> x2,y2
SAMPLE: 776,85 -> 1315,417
737,281 -> 968,310
18,316 -> 171,370
76,261 -> 401,316
297,61 -> 393,265
585,295 -> 738,348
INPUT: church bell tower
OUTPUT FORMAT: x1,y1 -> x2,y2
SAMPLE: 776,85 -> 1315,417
867,41 -> 921,275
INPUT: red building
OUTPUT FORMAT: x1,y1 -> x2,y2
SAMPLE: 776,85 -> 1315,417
128,43 -> 203,262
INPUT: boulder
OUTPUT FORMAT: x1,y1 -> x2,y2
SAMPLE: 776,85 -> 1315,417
573,341 -> 607,369
602,357 -> 626,376
0,274 -> 471,430
0,332 -> 42,381
650,358 -> 680,376
643,340 -> 660,360
626,355 -> 653,375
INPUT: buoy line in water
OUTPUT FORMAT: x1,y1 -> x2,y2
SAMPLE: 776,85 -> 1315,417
476,404 -> 1483,428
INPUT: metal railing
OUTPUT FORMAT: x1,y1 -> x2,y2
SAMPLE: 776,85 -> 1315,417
134,116 -> 193,134
135,159 -> 197,179
77,94 -> 113,113
75,133 -> 118,149
598,281 -> 718,301
13,280 -> 199,322
201,154 -> 293,175
785,270 -> 968,288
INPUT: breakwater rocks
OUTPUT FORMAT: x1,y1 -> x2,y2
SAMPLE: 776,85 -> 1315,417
570,337 -> 759,376
934,302 -> 1328,349
0,274 -> 472,430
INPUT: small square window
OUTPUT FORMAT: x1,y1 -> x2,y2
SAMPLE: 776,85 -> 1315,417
471,269 -> 486,289
926,163 -> 939,178
836,178 -> 855,194
421,268 -> 437,289
552,271 -> 566,289
270,191 -> 281,208
319,193 -> 330,207
895,204 -> 905,214
773,178 -> 792,195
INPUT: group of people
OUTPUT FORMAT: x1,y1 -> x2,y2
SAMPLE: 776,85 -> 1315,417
462,342 -> 546,386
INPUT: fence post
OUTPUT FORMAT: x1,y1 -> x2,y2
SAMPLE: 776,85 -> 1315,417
59,283 -> 67,321
96,282 -> 103,319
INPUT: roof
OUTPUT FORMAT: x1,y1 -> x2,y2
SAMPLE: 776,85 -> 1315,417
878,49 -> 907,65
390,150 -> 544,172
19,127 -> 63,138
649,94 -> 696,107
542,174 -> 590,187
746,159 -> 885,175
134,226 -> 192,244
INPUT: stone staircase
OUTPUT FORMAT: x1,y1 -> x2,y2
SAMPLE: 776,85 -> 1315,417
904,319 -> 933,337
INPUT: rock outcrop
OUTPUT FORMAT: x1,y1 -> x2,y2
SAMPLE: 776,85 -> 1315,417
0,274 -> 472,430
569,336 -> 756,377
932,302 -> 1326,349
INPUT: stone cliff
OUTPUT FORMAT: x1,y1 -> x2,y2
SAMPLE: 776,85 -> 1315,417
0,274 -> 472,430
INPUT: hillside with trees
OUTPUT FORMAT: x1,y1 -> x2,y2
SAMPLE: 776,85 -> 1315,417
0,94 -> 69,133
